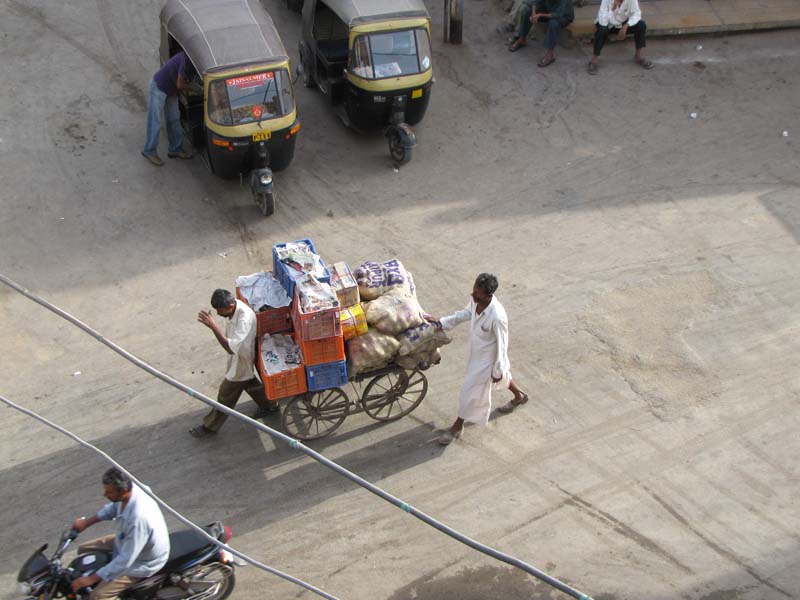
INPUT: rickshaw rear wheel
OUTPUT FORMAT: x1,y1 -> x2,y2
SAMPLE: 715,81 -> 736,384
281,388 -> 350,440
256,192 -> 275,216
362,368 -> 427,422
388,131 -> 413,165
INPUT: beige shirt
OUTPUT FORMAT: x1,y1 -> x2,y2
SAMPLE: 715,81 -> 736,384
224,299 -> 257,381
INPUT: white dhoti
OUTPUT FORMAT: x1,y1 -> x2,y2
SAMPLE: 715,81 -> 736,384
458,371 -> 511,425
441,296 -> 512,425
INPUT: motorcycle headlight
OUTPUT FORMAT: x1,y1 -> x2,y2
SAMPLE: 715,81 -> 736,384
259,174 -> 272,186
19,581 -> 32,595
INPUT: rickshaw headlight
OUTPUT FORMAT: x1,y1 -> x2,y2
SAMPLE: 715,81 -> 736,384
19,581 -> 32,595
259,174 -> 273,186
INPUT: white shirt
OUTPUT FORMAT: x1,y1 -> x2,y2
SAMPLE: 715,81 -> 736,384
597,0 -> 642,28
225,299 -> 257,381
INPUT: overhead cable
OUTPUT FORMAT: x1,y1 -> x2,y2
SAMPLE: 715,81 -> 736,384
0,273 -> 594,600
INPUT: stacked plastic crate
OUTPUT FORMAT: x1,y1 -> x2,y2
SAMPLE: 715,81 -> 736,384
274,239 -> 348,392
236,271 -> 307,402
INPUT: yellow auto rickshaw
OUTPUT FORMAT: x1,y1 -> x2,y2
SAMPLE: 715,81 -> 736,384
160,0 -> 300,215
298,0 -> 433,164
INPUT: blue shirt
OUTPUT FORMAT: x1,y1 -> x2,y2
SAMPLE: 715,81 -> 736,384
94,485 -> 170,581
153,52 -> 186,96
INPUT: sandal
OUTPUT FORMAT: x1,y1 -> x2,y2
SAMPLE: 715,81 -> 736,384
252,401 -> 280,419
498,393 -> 529,414
189,424 -> 215,438
508,38 -> 527,52
636,58 -> 654,70
587,62 -> 598,75
537,56 -> 556,68
438,429 -> 462,446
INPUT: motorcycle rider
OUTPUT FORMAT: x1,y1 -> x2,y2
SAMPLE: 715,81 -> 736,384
70,468 -> 170,599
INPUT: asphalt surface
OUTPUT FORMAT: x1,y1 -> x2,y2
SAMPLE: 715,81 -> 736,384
1,0 -> 799,599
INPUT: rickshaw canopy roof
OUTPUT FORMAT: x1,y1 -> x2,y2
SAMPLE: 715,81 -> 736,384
161,0 -> 288,74
324,0 -> 430,26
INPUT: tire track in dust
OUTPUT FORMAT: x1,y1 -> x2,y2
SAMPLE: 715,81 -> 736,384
95,0 -> 148,111
643,486 -> 792,598
7,0 -> 146,111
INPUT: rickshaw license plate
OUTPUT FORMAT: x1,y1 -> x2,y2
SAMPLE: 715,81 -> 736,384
252,131 -> 271,142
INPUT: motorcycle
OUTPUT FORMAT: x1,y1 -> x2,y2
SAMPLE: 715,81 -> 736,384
18,522 -> 239,600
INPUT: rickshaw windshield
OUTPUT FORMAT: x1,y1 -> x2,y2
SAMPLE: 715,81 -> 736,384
349,28 -> 431,80
207,68 -> 295,127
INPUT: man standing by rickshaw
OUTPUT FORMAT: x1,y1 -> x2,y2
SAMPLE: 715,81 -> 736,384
142,51 -> 194,166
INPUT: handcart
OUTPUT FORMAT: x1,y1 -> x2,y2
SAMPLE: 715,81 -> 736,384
279,365 -> 428,440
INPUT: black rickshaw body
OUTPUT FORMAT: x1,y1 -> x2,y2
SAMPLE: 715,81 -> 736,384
299,0 -> 433,132
159,0 -> 300,180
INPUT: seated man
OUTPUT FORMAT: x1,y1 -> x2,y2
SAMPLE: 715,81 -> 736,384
497,0 -> 535,35
508,0 -> 574,68
588,0 -> 653,74
70,468 -> 170,600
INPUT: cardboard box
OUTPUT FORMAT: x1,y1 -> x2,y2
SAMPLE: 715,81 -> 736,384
341,303 -> 368,340
330,261 -> 360,308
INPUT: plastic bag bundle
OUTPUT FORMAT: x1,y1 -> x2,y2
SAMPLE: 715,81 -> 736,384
395,348 -> 443,371
296,274 -> 339,312
347,330 -> 401,375
276,241 -> 327,280
355,259 -> 413,300
260,333 -> 303,376
236,272 -> 291,310
396,321 -> 451,356
364,288 -> 424,335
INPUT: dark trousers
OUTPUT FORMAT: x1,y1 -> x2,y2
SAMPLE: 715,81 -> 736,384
518,5 -> 573,49
593,20 -> 647,56
202,377 -> 270,431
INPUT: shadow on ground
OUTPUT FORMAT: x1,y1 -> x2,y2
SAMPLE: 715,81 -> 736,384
0,406 -> 444,578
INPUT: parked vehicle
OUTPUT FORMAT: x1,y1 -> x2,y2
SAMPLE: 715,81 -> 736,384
160,0 -> 301,215
18,523 -> 238,600
298,0 -> 433,164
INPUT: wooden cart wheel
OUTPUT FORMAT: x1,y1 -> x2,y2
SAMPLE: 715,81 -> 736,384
281,388 -> 350,440
362,368 -> 427,422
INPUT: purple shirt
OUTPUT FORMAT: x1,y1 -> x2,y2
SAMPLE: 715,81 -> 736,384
153,52 -> 186,96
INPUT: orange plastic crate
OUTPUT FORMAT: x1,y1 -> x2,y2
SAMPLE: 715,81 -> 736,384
291,288 -> 342,341
256,335 -> 307,400
299,334 -> 345,367
236,286 -> 292,337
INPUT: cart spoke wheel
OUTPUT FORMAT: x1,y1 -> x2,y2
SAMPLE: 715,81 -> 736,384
362,368 -> 427,422
281,388 -> 349,440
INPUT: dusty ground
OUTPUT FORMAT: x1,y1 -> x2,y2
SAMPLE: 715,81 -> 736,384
1,0 -> 799,599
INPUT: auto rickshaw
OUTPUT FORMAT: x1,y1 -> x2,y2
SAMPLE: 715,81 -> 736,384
297,0 -> 433,164
160,0 -> 301,216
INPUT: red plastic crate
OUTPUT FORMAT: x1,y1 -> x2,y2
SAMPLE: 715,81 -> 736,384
291,288 -> 342,341
236,287 -> 292,337
256,335 -> 307,400
299,334 -> 345,367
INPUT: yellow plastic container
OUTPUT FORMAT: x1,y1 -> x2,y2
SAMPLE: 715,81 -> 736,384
341,303 -> 368,340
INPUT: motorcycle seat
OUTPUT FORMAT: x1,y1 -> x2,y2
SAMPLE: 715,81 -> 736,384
162,524 -> 221,572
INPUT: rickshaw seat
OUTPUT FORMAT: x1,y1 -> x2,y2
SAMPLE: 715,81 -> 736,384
318,39 -> 348,64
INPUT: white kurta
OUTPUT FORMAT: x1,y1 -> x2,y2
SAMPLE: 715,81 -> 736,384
441,296 -> 512,424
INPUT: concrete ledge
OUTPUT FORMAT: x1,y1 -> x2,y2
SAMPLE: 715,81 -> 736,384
570,0 -> 800,38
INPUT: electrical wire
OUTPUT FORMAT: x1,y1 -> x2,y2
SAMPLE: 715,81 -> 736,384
0,273 -> 594,600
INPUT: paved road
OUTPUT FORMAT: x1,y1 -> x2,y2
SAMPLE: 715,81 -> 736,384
1,0 -> 799,599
